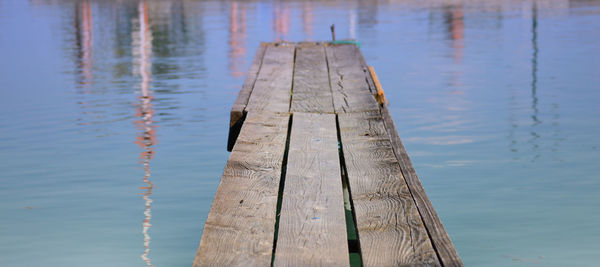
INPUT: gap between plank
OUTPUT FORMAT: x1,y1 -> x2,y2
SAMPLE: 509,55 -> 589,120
270,114 -> 293,267
228,43 -> 268,152
272,43 -> 296,266
288,47 -> 297,112
336,114 -> 363,267
325,45 -> 336,113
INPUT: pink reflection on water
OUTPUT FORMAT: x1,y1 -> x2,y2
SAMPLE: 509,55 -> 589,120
133,0 -> 155,266
229,1 -> 247,78
445,5 -> 464,63
273,1 -> 290,41
74,0 -> 93,88
302,2 -> 313,40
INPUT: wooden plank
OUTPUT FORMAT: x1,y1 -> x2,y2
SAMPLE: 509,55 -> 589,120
361,63 -> 463,266
367,66 -> 387,105
325,44 -> 379,114
246,43 -> 295,113
379,105 -> 464,267
193,112 -> 290,267
274,112 -> 349,267
338,111 -> 440,266
228,42 -> 268,151
290,43 -> 334,113
230,42 -> 268,127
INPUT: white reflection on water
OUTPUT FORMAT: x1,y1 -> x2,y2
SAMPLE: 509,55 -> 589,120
133,0 -> 155,266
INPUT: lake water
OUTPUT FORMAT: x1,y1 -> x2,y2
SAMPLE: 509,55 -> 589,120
1,0 -> 599,266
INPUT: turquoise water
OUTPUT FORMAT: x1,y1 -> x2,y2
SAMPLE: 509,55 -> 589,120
1,0 -> 599,266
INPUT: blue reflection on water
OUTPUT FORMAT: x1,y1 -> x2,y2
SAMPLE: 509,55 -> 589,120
0,0 -> 599,266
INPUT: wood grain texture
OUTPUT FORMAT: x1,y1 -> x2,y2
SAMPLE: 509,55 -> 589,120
367,66 -> 386,106
378,105 -> 463,267
228,43 -> 268,151
274,112 -> 349,267
246,43 -> 295,113
325,44 -> 379,114
338,111 -> 440,267
197,42 -> 462,267
290,43 -> 334,113
230,42 -> 268,127
360,61 -> 463,266
193,112 -> 290,267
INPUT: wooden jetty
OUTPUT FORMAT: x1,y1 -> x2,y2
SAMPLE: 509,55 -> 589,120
193,42 -> 462,267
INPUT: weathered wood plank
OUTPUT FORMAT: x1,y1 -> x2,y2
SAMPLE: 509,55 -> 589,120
274,112 -> 349,267
193,112 -> 290,267
230,42 -> 268,127
227,42 -> 268,151
196,41 -> 462,267
367,66 -> 387,105
379,105 -> 464,267
360,63 -> 463,266
338,111 -> 440,266
326,44 -> 379,113
290,43 -> 334,113
246,43 -> 295,113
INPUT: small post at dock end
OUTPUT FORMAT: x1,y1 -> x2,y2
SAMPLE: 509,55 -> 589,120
330,24 -> 336,41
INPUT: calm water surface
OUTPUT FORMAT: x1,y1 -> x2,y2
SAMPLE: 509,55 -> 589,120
1,0 -> 599,266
